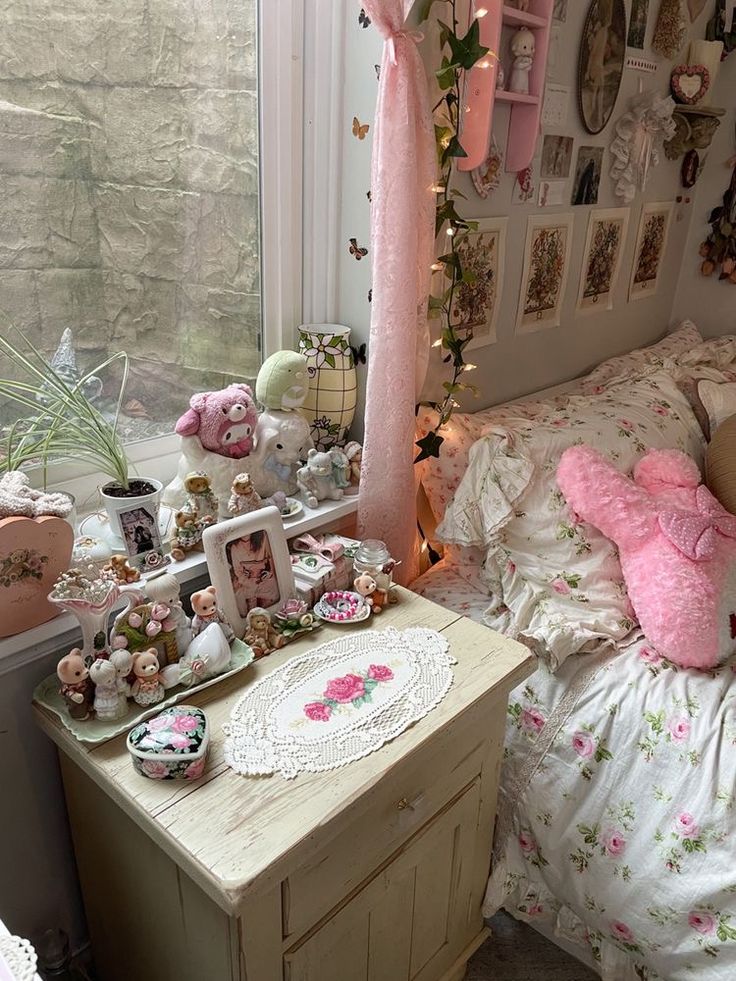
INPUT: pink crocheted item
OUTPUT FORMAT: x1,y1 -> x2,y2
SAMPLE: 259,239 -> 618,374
557,446 -> 736,670
175,384 -> 258,459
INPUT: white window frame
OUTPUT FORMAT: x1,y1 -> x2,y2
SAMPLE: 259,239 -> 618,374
19,0 -> 306,504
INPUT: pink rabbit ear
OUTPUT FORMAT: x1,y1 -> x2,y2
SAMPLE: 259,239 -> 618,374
175,407 -> 201,436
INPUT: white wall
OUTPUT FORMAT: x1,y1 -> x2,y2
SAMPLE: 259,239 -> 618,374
673,52 -> 736,336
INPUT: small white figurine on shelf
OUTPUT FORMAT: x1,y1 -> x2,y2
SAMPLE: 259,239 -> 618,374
130,649 -> 165,707
227,472 -> 263,516
183,471 -> 218,524
90,658 -> 128,721
509,27 -> 535,95
109,649 -> 134,699
145,571 -> 192,656
297,449 -> 345,509
191,585 -> 235,642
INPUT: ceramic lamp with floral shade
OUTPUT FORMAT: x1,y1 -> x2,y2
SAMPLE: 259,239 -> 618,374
298,325 -> 357,450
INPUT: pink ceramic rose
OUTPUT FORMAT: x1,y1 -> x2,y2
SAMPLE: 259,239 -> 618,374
304,701 -> 332,722
674,812 -> 699,838
128,611 -> 143,628
150,603 -> 170,622
141,760 -> 169,779
688,911 -> 716,935
161,617 -> 177,633
610,921 -> 634,944
601,828 -> 626,857
518,831 -> 537,854
367,664 -> 394,682
668,717 -> 691,742
111,634 -> 129,650
172,714 -> 200,734
571,731 -> 595,758
145,619 -> 162,637
185,759 -> 206,780
323,673 -> 365,703
520,707 -> 546,734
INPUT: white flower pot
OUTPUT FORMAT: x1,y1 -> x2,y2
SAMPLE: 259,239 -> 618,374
100,478 -> 163,551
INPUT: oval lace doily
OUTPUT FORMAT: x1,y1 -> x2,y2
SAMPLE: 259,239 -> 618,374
224,627 -> 456,779
0,935 -> 37,981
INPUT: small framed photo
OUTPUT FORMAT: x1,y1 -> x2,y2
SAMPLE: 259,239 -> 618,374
576,207 -> 630,314
202,506 -> 295,636
516,213 -> 574,335
119,505 -> 167,570
629,201 -> 673,302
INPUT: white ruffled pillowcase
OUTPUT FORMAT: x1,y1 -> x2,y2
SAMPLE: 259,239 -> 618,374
438,370 -> 705,671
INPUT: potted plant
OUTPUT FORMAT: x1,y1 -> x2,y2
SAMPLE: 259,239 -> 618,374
0,329 -> 162,543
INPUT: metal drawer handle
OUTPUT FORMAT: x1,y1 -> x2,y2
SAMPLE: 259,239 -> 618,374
397,796 -> 415,811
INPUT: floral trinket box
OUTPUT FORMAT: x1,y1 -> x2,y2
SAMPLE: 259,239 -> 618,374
127,705 -> 209,780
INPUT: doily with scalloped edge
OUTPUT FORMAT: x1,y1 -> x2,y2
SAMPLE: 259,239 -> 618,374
0,935 -> 37,981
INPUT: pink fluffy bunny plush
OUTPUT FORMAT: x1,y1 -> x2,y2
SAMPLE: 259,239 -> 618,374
175,384 -> 258,459
557,445 -> 736,670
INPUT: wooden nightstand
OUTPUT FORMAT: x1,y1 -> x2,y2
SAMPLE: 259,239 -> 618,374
35,588 -> 533,981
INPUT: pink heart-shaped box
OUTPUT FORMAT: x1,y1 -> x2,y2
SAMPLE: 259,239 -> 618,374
671,64 -> 710,105
0,515 -> 73,637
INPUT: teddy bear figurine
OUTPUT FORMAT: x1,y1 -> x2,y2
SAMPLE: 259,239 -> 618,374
57,649 -> 94,721
228,472 -> 264,516
163,383 -> 259,511
244,607 -> 285,658
183,471 -> 218,524
191,585 -> 235,642
343,441 -> 362,493
353,572 -> 388,614
170,509 -> 204,561
557,445 -> 736,670
130,649 -> 165,707
297,449 -> 346,509
103,554 -> 141,584
90,657 -> 128,720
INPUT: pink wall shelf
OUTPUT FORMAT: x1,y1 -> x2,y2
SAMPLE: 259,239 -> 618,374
458,0 -> 553,174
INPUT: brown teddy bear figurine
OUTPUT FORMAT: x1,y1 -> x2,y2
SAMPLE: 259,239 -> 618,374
227,472 -> 263,516
170,509 -> 204,562
103,554 -> 141,584
130,648 -> 165,707
57,649 -> 94,720
244,607 -> 285,657
183,471 -> 218,524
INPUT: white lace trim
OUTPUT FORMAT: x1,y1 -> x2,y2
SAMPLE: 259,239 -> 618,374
224,627 -> 456,779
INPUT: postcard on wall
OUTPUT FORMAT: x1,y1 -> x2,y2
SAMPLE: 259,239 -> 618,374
516,213 -> 574,335
449,217 -> 507,349
627,0 -> 650,49
538,180 -> 567,207
576,208 -> 630,314
629,202 -> 673,301
512,161 -> 537,205
540,135 -> 574,179
571,146 -> 604,205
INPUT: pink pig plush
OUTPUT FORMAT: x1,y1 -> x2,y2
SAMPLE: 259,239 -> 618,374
175,384 -> 258,459
557,446 -> 736,670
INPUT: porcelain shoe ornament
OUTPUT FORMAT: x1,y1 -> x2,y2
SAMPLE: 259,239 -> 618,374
57,649 -> 93,720
297,449 -> 345,509
90,657 -> 128,721
255,351 -> 309,411
161,623 -> 232,689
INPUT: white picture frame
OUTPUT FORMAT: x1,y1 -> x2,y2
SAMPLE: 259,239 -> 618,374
202,506 -> 295,636
629,201 -> 673,302
516,213 -> 574,334
576,207 -> 630,314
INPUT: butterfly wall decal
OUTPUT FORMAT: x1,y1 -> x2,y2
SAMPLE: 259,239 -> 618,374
352,116 -> 369,140
374,64 -> 381,80
366,189 -> 372,202
348,237 -> 368,260
358,8 -> 371,28
350,343 -> 367,365
367,288 -> 372,303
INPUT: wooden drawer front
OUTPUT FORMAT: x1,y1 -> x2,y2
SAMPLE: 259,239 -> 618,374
282,702 -> 494,942
284,779 -> 483,981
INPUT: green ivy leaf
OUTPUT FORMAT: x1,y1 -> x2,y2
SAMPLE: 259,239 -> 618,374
435,56 -> 457,90
415,431 -> 445,462
448,18 -> 489,70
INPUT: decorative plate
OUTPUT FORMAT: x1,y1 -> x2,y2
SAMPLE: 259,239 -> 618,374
0,935 -> 37,981
313,590 -> 370,623
671,64 -> 710,105
224,627 -> 456,779
281,498 -> 304,519
34,639 -> 253,744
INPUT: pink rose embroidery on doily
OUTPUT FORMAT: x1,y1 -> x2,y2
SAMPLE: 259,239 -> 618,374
367,664 -> 393,681
304,702 -> 332,722
303,665 -> 396,721
323,673 -> 365,703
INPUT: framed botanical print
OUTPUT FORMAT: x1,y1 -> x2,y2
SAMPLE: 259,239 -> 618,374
629,202 -> 673,301
441,217 -> 507,350
202,506 -> 295,637
576,207 -> 630,314
578,0 -> 627,135
516,213 -> 574,334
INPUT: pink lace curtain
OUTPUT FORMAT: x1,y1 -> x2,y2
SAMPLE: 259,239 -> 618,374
357,0 -> 436,585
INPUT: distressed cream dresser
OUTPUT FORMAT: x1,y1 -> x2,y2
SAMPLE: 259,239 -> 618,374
35,587 -> 533,981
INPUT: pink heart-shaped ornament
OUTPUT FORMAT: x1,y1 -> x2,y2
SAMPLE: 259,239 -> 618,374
671,64 -> 710,105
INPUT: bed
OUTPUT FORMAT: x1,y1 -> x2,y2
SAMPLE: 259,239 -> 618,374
413,323 -> 736,981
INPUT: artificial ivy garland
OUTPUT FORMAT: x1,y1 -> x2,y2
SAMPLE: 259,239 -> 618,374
414,0 -> 490,463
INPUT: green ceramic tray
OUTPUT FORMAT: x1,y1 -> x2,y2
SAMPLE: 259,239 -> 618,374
34,639 -> 254,744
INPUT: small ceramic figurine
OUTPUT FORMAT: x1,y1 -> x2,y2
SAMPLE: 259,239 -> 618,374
161,623 -> 232,689
255,350 -> 309,411
244,607 -> 285,658
297,449 -> 345,509
145,571 -> 192,655
248,409 -> 314,499
353,572 -> 389,614
102,554 -> 141,584
57,649 -> 94,721
130,649 -> 165,707
227,472 -> 264,516
509,27 -> 535,95
109,648 -> 134,699
190,585 -> 235,642
170,509 -> 204,561
90,658 -> 128,721
343,441 -> 362,491
183,471 -> 218,524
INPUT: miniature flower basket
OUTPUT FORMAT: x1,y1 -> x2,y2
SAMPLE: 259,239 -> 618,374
111,602 -> 179,665
127,705 -> 209,780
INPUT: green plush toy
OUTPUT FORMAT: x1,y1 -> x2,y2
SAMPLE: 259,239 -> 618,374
255,351 -> 309,411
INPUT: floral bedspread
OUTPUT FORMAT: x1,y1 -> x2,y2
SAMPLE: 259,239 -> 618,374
413,563 -> 736,980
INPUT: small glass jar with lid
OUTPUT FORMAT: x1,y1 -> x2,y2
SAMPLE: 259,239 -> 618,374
353,539 -> 395,590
